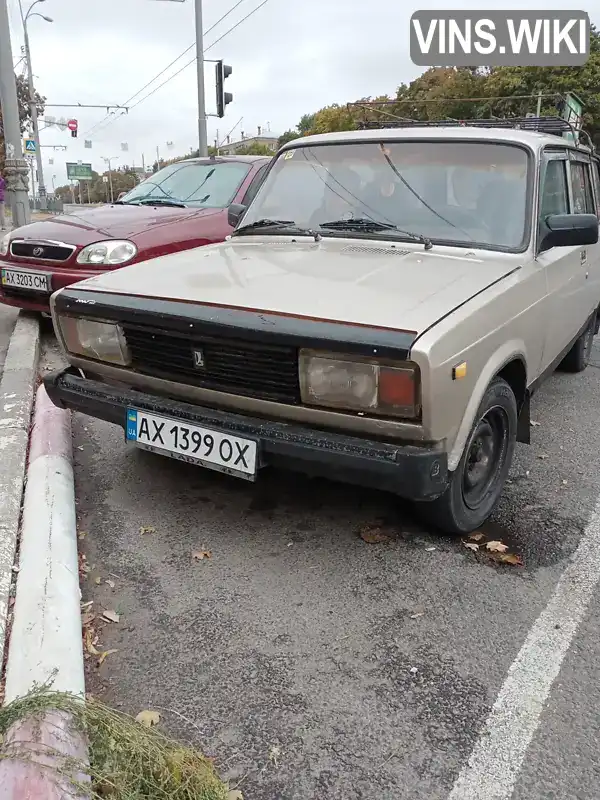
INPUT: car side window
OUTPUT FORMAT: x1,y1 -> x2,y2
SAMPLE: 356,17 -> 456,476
241,164 -> 269,207
540,159 -> 569,218
570,161 -> 595,214
538,157 -> 570,253
591,160 -> 600,217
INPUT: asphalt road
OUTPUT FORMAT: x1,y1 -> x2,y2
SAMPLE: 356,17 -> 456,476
43,332 -> 600,800
0,305 -> 18,380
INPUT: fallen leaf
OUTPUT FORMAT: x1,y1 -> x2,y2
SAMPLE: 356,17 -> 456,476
486,541 -> 509,553
359,525 -> 391,544
94,577 -> 102,585
81,612 -> 95,626
136,710 -> 160,728
192,549 -> 212,561
410,612 -> 425,619
78,531 -> 87,540
469,532 -> 484,542
425,546 -> 437,552
105,579 -> 115,589
227,792 -> 243,800
538,454 -> 549,460
562,480 -> 568,486
102,609 -> 120,624
409,666 -> 418,675
84,629 -> 100,656
140,526 -> 156,535
496,553 -> 523,566
97,649 -> 118,667
81,600 -> 94,610
269,745 -> 281,765
530,420 -> 541,427
463,542 -> 479,552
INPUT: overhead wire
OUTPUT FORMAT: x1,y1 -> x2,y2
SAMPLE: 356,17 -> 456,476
84,0 -> 256,138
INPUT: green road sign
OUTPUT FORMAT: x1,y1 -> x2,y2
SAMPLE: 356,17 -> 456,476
66,162 -> 93,181
23,138 -> 36,153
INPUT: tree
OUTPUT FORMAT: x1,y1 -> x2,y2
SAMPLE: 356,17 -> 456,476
233,142 -> 273,156
277,130 -> 299,148
0,73 -> 45,172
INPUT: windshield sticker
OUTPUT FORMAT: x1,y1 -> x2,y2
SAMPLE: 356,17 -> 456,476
283,150 -> 295,160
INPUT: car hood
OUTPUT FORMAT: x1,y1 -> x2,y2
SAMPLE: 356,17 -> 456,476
11,204 -> 221,247
71,237 -> 520,334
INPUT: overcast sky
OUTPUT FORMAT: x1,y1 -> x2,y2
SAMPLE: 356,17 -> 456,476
5,0 -> 599,189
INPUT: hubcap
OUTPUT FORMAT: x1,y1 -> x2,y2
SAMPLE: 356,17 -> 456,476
462,406 -> 509,511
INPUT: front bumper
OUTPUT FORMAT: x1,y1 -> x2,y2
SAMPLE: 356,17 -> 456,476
44,368 -> 449,500
0,262 -> 99,312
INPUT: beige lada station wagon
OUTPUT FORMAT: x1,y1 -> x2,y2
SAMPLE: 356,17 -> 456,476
44,118 -> 600,534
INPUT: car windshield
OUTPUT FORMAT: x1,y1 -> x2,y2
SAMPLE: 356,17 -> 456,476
241,140 -> 530,250
119,161 -> 251,208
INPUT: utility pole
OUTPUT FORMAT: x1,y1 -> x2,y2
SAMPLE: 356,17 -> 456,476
20,0 -> 50,210
195,0 -> 208,157
102,156 -> 118,203
0,0 -> 31,227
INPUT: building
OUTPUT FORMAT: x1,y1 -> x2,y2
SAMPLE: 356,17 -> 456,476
218,126 -> 279,155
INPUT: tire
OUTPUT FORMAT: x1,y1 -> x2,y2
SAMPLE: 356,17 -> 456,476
558,318 -> 594,373
415,377 -> 517,535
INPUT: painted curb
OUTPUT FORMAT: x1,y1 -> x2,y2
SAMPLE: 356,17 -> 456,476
0,313 -> 40,669
0,385 -> 87,798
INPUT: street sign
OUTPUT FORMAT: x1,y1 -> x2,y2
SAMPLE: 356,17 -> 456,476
23,138 -> 36,153
66,162 -> 93,181
102,176 -> 109,183
67,119 -> 78,132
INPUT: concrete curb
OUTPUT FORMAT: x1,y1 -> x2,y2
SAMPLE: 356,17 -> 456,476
0,385 -> 87,798
0,313 -> 40,669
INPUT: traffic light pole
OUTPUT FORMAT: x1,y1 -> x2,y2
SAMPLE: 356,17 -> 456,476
0,0 -> 31,227
194,0 -> 208,157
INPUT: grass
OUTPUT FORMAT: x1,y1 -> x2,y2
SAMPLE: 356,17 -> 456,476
0,688 -> 230,799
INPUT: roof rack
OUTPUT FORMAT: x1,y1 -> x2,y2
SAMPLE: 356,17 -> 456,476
346,97 -> 595,152
356,115 -> 576,136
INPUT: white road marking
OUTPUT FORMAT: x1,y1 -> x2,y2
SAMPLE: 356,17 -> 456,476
448,498 -> 600,800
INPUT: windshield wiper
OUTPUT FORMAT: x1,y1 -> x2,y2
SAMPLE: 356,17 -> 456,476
233,218 -> 322,241
137,198 -> 187,208
319,218 -> 432,250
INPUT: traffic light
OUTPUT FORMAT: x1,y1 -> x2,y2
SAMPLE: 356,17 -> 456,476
215,60 -> 233,118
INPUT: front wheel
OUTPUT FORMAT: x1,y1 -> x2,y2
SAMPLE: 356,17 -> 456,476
415,377 -> 517,535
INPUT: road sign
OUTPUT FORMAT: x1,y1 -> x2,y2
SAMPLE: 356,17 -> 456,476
23,138 -> 36,153
67,119 -> 78,132
102,176 -> 109,183
66,162 -> 93,181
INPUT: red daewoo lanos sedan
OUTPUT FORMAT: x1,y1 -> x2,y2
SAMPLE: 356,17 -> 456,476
0,155 -> 271,313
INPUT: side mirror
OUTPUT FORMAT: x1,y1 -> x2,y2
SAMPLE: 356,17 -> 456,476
116,192 -> 126,202
543,213 -> 599,248
228,203 -> 247,228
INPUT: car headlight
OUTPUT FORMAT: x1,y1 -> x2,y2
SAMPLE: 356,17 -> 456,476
299,350 -> 420,418
0,234 -> 10,257
76,240 -> 137,266
57,316 -> 131,365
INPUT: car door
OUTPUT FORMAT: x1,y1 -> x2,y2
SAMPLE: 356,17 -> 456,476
568,151 -> 600,322
536,147 -> 589,372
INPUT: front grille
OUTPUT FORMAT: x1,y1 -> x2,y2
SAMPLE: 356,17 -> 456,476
122,324 -> 301,404
10,241 -> 74,262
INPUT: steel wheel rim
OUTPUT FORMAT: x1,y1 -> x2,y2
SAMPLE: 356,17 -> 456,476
462,405 -> 509,511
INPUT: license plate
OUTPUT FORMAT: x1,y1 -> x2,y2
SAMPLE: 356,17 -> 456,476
1,267 -> 50,292
125,408 -> 258,480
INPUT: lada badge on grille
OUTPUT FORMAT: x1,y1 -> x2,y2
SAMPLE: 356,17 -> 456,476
192,348 -> 205,368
